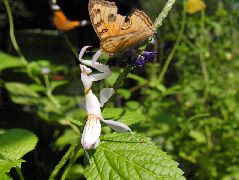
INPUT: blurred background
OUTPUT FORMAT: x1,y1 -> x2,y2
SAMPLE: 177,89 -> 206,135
0,0 -> 239,179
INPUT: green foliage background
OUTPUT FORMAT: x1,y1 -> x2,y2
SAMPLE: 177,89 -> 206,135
0,0 -> 239,179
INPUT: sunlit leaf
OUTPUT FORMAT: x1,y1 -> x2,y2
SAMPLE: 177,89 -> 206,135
0,52 -> 24,71
0,172 -> 13,180
0,159 -> 24,173
103,108 -> 145,125
85,133 -> 185,180
5,83 -> 40,105
0,129 -> 38,161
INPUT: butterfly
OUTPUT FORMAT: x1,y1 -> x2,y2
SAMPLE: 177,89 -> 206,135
52,4 -> 80,31
88,0 -> 155,54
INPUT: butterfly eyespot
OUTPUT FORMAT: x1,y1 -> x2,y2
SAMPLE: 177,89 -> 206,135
121,17 -> 132,30
108,14 -> 116,22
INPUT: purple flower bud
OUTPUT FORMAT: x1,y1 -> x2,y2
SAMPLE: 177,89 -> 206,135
130,51 -> 157,67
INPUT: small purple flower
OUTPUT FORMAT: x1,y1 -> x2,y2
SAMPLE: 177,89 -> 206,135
130,51 -> 157,67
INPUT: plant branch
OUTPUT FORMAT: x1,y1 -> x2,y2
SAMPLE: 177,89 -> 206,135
3,0 -> 27,65
4,0 -> 42,84
157,2 -> 186,84
199,10 -> 210,102
15,167 -> 24,180
61,149 -> 84,180
154,0 -> 177,30
49,142 -> 79,180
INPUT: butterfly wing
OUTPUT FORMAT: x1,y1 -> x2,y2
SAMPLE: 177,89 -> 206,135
88,0 -> 154,54
53,10 -> 80,31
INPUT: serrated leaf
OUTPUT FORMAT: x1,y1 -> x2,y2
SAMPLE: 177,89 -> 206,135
103,108 -> 144,125
0,129 -> 38,161
85,133 -> 185,180
5,83 -> 40,105
0,159 -> 24,173
0,52 -> 24,71
69,119 -> 83,127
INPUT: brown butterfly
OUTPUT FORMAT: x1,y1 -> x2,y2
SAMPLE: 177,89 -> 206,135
52,4 -> 80,31
88,0 -> 155,54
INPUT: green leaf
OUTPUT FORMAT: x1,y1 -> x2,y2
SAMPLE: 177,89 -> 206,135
0,172 -> 13,180
69,119 -> 83,127
117,89 -> 131,99
102,108 -> 145,125
55,129 -> 78,149
29,84 -> 46,93
0,159 -> 24,173
189,130 -> 206,143
85,133 -> 185,180
28,60 -> 50,76
50,80 -> 68,92
0,52 -> 24,71
0,129 -> 38,161
106,71 -> 120,86
128,74 -> 147,84
66,164 -> 84,179
5,83 -> 40,105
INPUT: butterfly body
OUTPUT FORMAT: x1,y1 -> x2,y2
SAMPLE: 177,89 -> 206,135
88,0 -> 154,54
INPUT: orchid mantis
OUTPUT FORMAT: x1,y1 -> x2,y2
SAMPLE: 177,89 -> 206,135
79,46 -> 134,151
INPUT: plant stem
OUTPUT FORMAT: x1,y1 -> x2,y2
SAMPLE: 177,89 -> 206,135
199,10 -> 209,102
154,0 -> 177,30
49,142 -> 79,180
61,149 -> 84,180
4,0 -> 42,84
113,66 -> 133,91
43,74 -> 61,109
62,33 -> 79,60
157,2 -> 186,84
3,0 -> 27,66
16,167 -> 24,180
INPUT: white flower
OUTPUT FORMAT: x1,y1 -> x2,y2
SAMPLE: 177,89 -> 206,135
79,46 -> 134,150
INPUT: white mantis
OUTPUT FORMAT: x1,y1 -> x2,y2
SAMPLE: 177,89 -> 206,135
79,46 -> 134,151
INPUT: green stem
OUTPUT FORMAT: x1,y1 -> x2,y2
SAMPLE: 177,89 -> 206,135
102,65 -> 133,110
49,142 -> 79,180
113,66 -> 133,91
157,2 -> 186,84
199,10 -> 209,102
62,33 -> 79,60
138,0 -> 177,54
4,0 -> 42,84
43,74 -> 61,109
3,0 -> 27,65
61,149 -> 84,180
154,0 -> 177,30
16,167 -> 24,180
